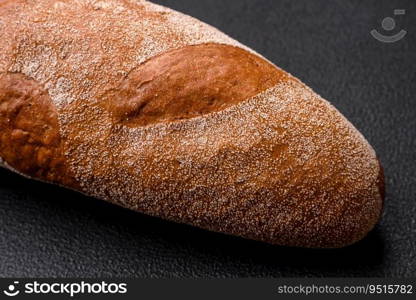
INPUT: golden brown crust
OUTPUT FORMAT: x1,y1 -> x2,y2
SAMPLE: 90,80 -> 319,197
0,73 -> 78,187
102,44 -> 288,127
0,0 -> 385,248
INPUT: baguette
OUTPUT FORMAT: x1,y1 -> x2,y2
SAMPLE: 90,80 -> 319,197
0,0 -> 384,248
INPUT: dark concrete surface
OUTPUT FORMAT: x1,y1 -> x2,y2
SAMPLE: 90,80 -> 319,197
0,0 -> 415,277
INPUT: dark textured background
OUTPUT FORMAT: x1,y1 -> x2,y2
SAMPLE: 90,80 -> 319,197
0,0 -> 415,277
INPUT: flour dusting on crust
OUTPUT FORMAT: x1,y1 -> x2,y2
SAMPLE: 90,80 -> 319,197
0,0 -> 383,248
3,0 -> 251,108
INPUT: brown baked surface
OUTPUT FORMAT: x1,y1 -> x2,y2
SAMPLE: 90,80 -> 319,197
0,0 -> 385,248
102,44 -> 288,127
0,73 -> 77,187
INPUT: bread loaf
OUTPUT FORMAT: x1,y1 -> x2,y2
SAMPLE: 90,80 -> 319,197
0,0 -> 384,248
